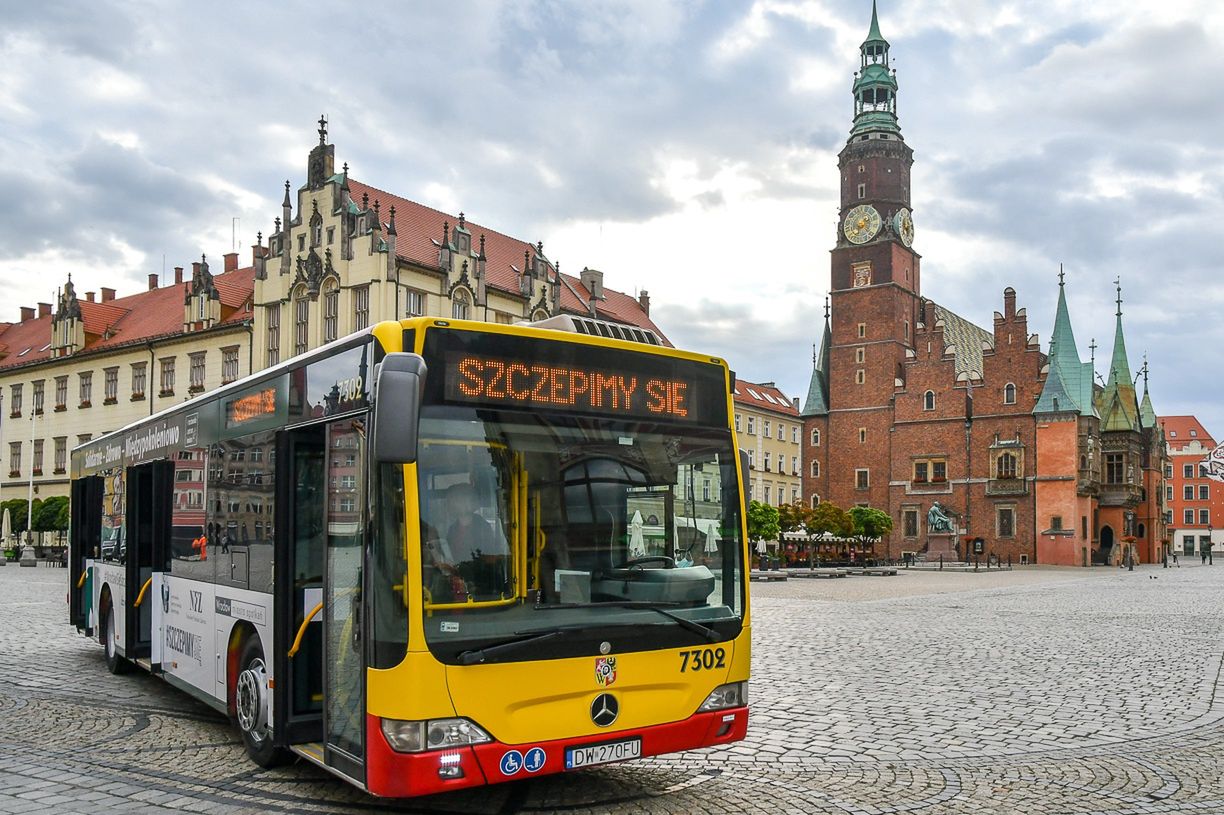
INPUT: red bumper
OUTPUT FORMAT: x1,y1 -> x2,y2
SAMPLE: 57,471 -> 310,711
365,706 -> 748,798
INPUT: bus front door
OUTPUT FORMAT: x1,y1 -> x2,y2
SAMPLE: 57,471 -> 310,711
125,461 -> 173,666
275,420 -> 367,783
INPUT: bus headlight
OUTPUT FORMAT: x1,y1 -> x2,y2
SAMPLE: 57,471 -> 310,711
380,717 -> 492,753
698,681 -> 747,712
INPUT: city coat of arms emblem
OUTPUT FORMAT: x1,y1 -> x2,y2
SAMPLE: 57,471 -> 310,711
594,656 -> 617,687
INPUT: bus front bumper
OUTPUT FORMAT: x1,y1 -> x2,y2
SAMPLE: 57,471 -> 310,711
365,705 -> 748,798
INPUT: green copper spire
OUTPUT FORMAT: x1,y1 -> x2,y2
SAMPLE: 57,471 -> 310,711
1096,279 -> 1140,432
850,1 -> 901,138
1138,355 -> 1158,429
1035,267 -> 1096,416
801,299 -> 832,417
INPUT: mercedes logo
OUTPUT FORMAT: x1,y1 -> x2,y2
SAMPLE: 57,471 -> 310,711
590,693 -> 619,727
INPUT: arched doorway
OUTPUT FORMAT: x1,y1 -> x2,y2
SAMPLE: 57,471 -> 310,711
1099,525 -> 1115,565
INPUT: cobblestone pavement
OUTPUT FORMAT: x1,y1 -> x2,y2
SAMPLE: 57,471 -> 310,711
2,563 -> 1222,814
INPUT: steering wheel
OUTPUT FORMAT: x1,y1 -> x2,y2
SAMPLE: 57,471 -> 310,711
614,555 -> 675,570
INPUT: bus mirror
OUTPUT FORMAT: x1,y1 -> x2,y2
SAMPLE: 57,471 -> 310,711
738,449 -> 750,509
373,353 -> 427,464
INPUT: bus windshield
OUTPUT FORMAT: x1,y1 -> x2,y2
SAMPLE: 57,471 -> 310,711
415,405 -> 744,664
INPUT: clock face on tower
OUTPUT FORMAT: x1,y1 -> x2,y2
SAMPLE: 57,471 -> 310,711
894,207 -> 915,247
843,204 -> 881,245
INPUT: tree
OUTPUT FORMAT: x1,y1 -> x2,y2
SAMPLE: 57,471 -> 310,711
848,505 -> 893,550
34,496 -> 69,532
746,500 -> 781,543
808,501 -> 852,539
776,501 -> 810,537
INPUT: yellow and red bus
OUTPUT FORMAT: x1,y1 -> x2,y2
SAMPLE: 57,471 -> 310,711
69,316 -> 750,797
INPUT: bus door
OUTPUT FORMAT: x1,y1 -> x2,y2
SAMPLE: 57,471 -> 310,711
274,427 -> 326,747
125,461 -> 174,665
70,475 -> 105,633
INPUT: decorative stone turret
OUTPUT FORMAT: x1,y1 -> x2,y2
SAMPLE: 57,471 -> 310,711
51,275 -> 85,357
184,254 -> 222,329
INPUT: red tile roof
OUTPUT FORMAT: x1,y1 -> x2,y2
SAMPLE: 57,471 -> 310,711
1159,415 -> 1217,450
347,179 -> 663,340
733,378 -> 799,415
0,267 -> 254,372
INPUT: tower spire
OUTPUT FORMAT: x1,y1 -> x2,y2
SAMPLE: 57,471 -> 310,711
851,0 -> 900,137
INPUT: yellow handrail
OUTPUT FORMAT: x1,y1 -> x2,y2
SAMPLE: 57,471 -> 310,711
76,569 -> 87,589
288,601 -> 324,658
132,577 -> 153,608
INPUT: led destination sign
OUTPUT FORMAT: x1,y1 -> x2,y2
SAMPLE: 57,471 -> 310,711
225,386 -> 279,429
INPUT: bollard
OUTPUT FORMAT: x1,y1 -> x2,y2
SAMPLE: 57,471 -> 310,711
939,554 -> 943,571
1008,553 -> 1012,569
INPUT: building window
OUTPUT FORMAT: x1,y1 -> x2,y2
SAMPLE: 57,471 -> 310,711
856,369 -> 865,385
55,376 -> 68,411
78,371 -> 92,407
1165,464 -> 1173,478
1184,535 -> 1195,555
1184,485 -> 1195,500
1167,485 -> 1174,501
777,423 -> 784,441
763,485 -> 771,504
32,380 -> 44,414
903,509 -> 918,538
9,384 -> 21,417
33,439 -> 43,475
54,437 -> 67,474
323,284 -> 339,343
1200,485 -> 1210,501
811,460 -> 820,478
9,442 -> 21,477
188,352 -> 206,392
923,390 -> 935,410
1184,509 -> 1194,524
763,452 -> 772,472
1105,453 -> 1124,484
763,420 -> 771,438
1164,510 -> 1172,524
1004,383 -> 1016,405
263,304 -> 281,367
1200,509 -> 1210,525
1202,463 -> 1211,478
451,288 -> 470,320
104,368 -> 119,403
792,456 -> 799,475
1184,464 -> 1194,478
811,428 -> 820,446
1050,515 -> 1063,531
747,417 -> 755,435
131,363 -> 146,400
354,285 -> 371,330
859,428 -> 867,443
856,347 -> 865,364
792,426 -> 799,444
997,507 -> 1015,537
996,452 -> 1018,479
857,323 -> 866,338
294,296 -> 310,356
405,289 -> 425,317
159,357 -> 176,396
856,469 -> 869,490
913,457 -> 947,484
703,480 -> 711,502
747,450 -> 754,468
326,226 -> 335,245
735,414 -> 741,432
811,494 -> 820,509
221,347 -> 240,385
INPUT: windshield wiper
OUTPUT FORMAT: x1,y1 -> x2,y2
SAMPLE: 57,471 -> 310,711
455,629 -> 566,666
540,601 -> 722,643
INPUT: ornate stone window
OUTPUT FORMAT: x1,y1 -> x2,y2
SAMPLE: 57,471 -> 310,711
811,460 -> 820,478
451,287 -> 470,320
811,428 -> 820,446
267,304 -> 281,367
913,457 -> 946,484
294,296 -> 310,356
322,282 -> 339,343
353,285 -> 370,330
995,452 -> 1018,480
1105,453 -> 1124,484
1003,382 -> 1016,405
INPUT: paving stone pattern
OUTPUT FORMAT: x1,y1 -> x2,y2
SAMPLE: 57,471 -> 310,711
1,564 -> 1222,814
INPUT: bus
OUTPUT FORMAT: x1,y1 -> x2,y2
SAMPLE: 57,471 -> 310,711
68,316 -> 750,797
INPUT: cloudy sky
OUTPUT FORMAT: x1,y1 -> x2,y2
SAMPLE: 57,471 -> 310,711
2,1 -> 1222,434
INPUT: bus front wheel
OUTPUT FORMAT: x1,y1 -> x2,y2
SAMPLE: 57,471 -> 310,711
234,638 -> 289,767
102,601 -> 130,675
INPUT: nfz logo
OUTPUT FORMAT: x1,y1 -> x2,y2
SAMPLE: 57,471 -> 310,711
189,590 -> 203,614
595,656 -> 617,688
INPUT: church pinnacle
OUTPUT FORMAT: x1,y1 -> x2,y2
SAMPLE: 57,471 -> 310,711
1097,279 -> 1140,432
851,0 -> 901,138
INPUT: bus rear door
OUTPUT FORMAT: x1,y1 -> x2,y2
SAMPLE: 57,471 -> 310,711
125,460 -> 174,668
69,475 -> 104,633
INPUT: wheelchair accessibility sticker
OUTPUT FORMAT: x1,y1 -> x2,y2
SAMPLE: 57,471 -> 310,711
499,750 -> 523,775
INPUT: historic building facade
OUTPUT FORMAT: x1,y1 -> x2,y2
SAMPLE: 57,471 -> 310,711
0,123 -> 661,505
1161,416 -> 1222,557
732,379 -> 802,508
800,5 -> 1168,564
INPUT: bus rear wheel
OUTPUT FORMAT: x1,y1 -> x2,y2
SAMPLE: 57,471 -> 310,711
102,602 -> 130,675
234,637 -> 290,767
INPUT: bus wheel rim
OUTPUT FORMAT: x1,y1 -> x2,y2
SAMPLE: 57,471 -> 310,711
236,657 -> 268,739
106,612 -> 116,659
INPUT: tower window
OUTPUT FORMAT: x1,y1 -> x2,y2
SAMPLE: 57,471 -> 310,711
858,165 -> 865,173
858,183 -> 866,199
856,369 -> 865,385
856,347 -> 865,364
1004,383 -> 1016,405
855,469 -> 870,490
857,323 -> 866,338
858,428 -> 866,444
924,390 -> 935,411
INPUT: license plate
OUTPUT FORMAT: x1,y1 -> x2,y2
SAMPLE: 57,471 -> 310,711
565,737 -> 642,769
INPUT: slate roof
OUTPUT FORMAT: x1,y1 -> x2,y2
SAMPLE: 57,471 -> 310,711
930,303 -> 993,379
